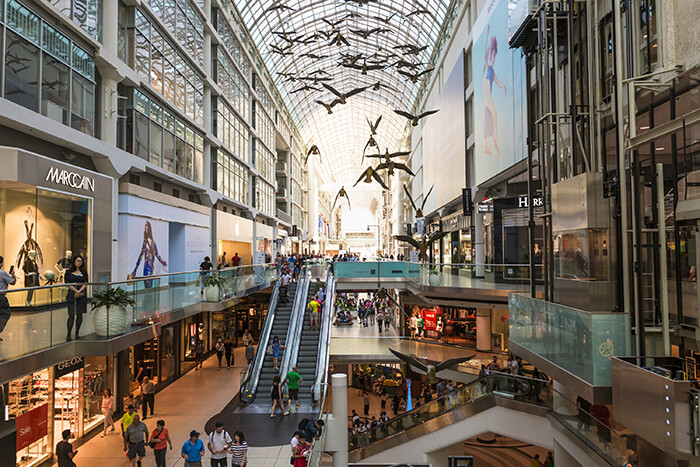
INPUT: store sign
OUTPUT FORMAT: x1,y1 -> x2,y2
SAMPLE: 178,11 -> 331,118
54,356 -> 84,378
16,404 -> 48,451
517,196 -> 543,208
477,203 -> 492,213
45,167 -> 95,192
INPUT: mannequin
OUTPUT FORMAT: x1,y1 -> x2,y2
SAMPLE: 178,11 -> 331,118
56,250 -> 72,279
24,250 -> 38,306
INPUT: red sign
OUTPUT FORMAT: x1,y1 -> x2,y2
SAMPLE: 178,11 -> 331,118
423,309 -> 437,331
16,404 -> 48,451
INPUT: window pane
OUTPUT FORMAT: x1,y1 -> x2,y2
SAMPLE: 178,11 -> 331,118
135,30 -> 149,79
134,112 -> 149,159
163,131 -> 175,172
41,54 -> 69,124
5,31 -> 39,111
185,144 -> 194,180
71,74 -> 94,135
175,138 -> 185,176
194,148 -> 203,185
150,123 -> 162,166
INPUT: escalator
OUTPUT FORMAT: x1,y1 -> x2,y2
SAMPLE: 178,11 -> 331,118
256,281 -> 297,400
294,280 -> 325,404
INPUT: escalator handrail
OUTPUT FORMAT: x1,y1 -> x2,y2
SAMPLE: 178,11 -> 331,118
240,279 -> 280,403
280,268 -> 310,396
312,268 -> 334,403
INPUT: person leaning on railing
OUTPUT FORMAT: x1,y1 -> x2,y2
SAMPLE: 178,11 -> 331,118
0,256 -> 17,341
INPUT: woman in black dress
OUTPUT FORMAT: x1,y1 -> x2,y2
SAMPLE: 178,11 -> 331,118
65,255 -> 88,340
270,374 -> 287,417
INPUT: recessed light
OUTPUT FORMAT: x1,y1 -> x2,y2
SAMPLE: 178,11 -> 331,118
656,147 -> 665,150
640,126 -> 650,130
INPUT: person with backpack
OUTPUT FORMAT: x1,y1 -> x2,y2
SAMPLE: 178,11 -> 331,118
302,418 -> 324,441
207,421 -> 232,467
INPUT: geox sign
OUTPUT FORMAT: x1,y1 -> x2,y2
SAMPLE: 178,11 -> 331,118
45,167 -> 95,192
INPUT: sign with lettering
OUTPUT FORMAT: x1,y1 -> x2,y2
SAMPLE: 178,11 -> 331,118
15,404 -> 48,451
46,167 -> 95,192
54,356 -> 84,378
517,196 -> 543,208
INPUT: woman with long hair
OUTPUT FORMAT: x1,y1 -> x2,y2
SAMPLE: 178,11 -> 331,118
270,374 -> 287,417
65,255 -> 88,340
129,221 -> 167,287
229,431 -> 248,467
482,25 -> 507,159
101,388 -> 115,437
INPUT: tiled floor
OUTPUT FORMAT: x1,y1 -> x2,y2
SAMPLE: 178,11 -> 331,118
54,348 -> 293,466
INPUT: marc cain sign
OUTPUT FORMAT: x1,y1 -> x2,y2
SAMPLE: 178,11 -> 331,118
46,167 -> 95,192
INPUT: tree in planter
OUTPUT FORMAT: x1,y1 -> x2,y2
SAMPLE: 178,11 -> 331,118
204,273 -> 228,301
89,287 -> 136,336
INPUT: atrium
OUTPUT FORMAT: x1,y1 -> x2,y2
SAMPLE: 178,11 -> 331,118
0,0 -> 697,466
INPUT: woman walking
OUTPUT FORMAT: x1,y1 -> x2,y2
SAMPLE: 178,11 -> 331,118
272,336 -> 285,370
229,431 -> 248,467
270,374 -> 287,417
150,419 -> 173,467
100,389 -> 115,437
65,255 -> 88,341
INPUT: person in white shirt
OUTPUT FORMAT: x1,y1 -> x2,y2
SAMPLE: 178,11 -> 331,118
207,421 -> 232,467
280,272 -> 292,303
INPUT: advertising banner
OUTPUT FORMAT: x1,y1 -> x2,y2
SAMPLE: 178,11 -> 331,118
16,404 -> 48,451
473,0 -> 527,186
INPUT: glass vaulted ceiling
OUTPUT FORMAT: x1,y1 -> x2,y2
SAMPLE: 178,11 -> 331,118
233,0 -> 452,210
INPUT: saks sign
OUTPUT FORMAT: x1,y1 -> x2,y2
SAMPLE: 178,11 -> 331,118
517,196 -> 543,208
46,167 -> 95,192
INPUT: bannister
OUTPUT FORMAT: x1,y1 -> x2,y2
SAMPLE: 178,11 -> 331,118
240,279 -> 280,403
312,269 -> 334,403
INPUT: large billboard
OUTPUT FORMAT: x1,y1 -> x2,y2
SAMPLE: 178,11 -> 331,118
473,0 -> 527,186
423,52 -> 466,214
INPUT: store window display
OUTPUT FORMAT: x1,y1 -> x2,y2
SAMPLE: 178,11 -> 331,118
0,187 -> 91,308
9,370 -> 50,467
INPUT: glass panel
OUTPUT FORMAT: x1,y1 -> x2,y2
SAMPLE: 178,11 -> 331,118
41,54 -> 69,124
70,74 -> 94,136
134,30 -> 149,80
162,130 -> 175,173
7,0 -> 40,44
134,112 -> 150,160
150,123 -> 162,166
5,30 -> 40,111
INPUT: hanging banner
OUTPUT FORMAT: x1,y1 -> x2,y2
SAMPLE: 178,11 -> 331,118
16,404 -> 48,451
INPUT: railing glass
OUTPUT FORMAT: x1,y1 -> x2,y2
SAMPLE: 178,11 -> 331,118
508,293 -> 632,386
279,269 -> 310,397
0,264 -> 275,364
240,279 -> 280,403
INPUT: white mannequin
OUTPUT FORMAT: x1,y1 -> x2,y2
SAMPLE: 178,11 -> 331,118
56,250 -> 72,274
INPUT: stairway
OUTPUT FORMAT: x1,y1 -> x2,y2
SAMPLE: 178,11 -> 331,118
257,281 -> 297,399
295,281 -> 324,404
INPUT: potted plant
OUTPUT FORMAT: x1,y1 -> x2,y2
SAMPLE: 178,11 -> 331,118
428,267 -> 441,286
204,273 -> 227,302
89,287 -> 136,337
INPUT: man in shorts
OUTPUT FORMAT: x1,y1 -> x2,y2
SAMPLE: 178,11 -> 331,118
123,413 -> 148,467
285,365 -> 303,410
307,297 -> 321,332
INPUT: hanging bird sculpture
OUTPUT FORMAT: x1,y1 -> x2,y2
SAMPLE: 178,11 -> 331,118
393,231 -> 448,261
331,186 -> 351,211
389,348 -> 476,384
404,184 -> 434,218
354,167 -> 389,190
394,108 -> 439,127
304,145 -> 321,165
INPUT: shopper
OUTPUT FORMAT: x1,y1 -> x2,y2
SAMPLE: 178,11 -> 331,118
207,421 -> 232,467
376,308 -> 384,333
141,376 -> 155,419
0,256 -> 16,341
243,329 -> 253,347
56,429 -> 77,467
195,339 -> 205,370
181,430 -> 206,467
363,392 -> 370,416
292,432 -> 309,467
623,449 -> 638,467
150,419 -> 172,467
246,343 -> 255,365
215,338 -> 225,370
280,270 -> 292,303
270,374 -> 287,417
224,337 -> 234,369
231,253 -> 241,267
544,451 -> 555,467
120,405 -> 137,438
307,297 -> 321,332
200,256 -> 213,294
530,453 -> 543,467
271,335 -> 285,370
416,314 -> 424,338
123,413 -> 148,467
229,431 -> 248,467
65,255 -> 88,341
290,431 -> 301,458
303,419 -> 324,441
101,388 -> 115,437
284,365 -> 303,410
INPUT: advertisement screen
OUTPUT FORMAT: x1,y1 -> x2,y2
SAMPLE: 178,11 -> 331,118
473,0 -> 527,186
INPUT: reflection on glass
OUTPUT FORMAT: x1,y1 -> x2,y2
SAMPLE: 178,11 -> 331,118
554,229 -> 610,281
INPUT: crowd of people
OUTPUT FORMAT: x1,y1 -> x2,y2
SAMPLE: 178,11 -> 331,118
332,291 -> 395,331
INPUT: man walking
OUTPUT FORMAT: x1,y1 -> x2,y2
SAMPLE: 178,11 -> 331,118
307,296 -> 321,332
280,270 -> 292,303
231,253 -> 241,267
224,337 -> 234,369
246,342 -> 255,365
56,429 -> 77,467
0,256 -> 16,341
181,430 -> 206,467
285,365 -> 303,410
123,413 -> 148,467
207,421 -> 232,467
141,376 -> 155,419
120,405 -> 136,439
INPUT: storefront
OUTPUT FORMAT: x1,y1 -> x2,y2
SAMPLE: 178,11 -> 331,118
234,294 -> 269,343
181,313 -> 210,371
0,148 -> 112,308
441,212 -> 472,265
9,356 -> 111,467
212,308 -> 238,344
216,210 -> 253,266
480,195 -> 544,282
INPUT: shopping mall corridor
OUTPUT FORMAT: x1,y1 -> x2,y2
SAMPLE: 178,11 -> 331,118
54,348 -> 295,467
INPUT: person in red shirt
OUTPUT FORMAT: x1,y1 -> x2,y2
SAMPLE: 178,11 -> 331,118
149,420 -> 173,467
293,433 -> 310,467
231,253 -> 241,267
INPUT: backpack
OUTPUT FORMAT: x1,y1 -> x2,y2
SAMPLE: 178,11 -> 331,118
297,418 -> 311,432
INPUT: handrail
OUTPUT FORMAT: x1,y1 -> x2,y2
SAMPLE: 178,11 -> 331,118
312,269 -> 334,403
240,279 -> 280,403
280,268 -> 310,397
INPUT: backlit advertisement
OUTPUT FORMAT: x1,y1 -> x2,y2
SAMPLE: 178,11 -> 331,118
473,0 -> 527,186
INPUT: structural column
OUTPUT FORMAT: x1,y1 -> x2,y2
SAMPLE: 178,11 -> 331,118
331,373 -> 348,467
476,308 -> 491,351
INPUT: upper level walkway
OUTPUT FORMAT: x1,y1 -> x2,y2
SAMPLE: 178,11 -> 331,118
0,265 -> 275,384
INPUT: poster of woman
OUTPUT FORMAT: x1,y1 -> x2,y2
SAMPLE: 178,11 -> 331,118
126,220 -> 168,287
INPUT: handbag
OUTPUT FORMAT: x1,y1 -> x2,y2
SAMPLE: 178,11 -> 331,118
267,344 -> 273,355
149,427 -> 163,449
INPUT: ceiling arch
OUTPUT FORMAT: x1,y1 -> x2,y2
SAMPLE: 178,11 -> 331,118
233,0 -> 453,208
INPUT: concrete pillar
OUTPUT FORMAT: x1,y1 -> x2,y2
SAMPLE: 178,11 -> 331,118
102,0 -> 118,57
476,308 -> 491,351
99,69 -> 121,147
474,211 -> 485,276
554,440 -> 583,467
331,373 -> 348,467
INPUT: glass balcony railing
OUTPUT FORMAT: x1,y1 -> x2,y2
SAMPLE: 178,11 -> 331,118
508,293 -> 631,386
0,264 -> 275,364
